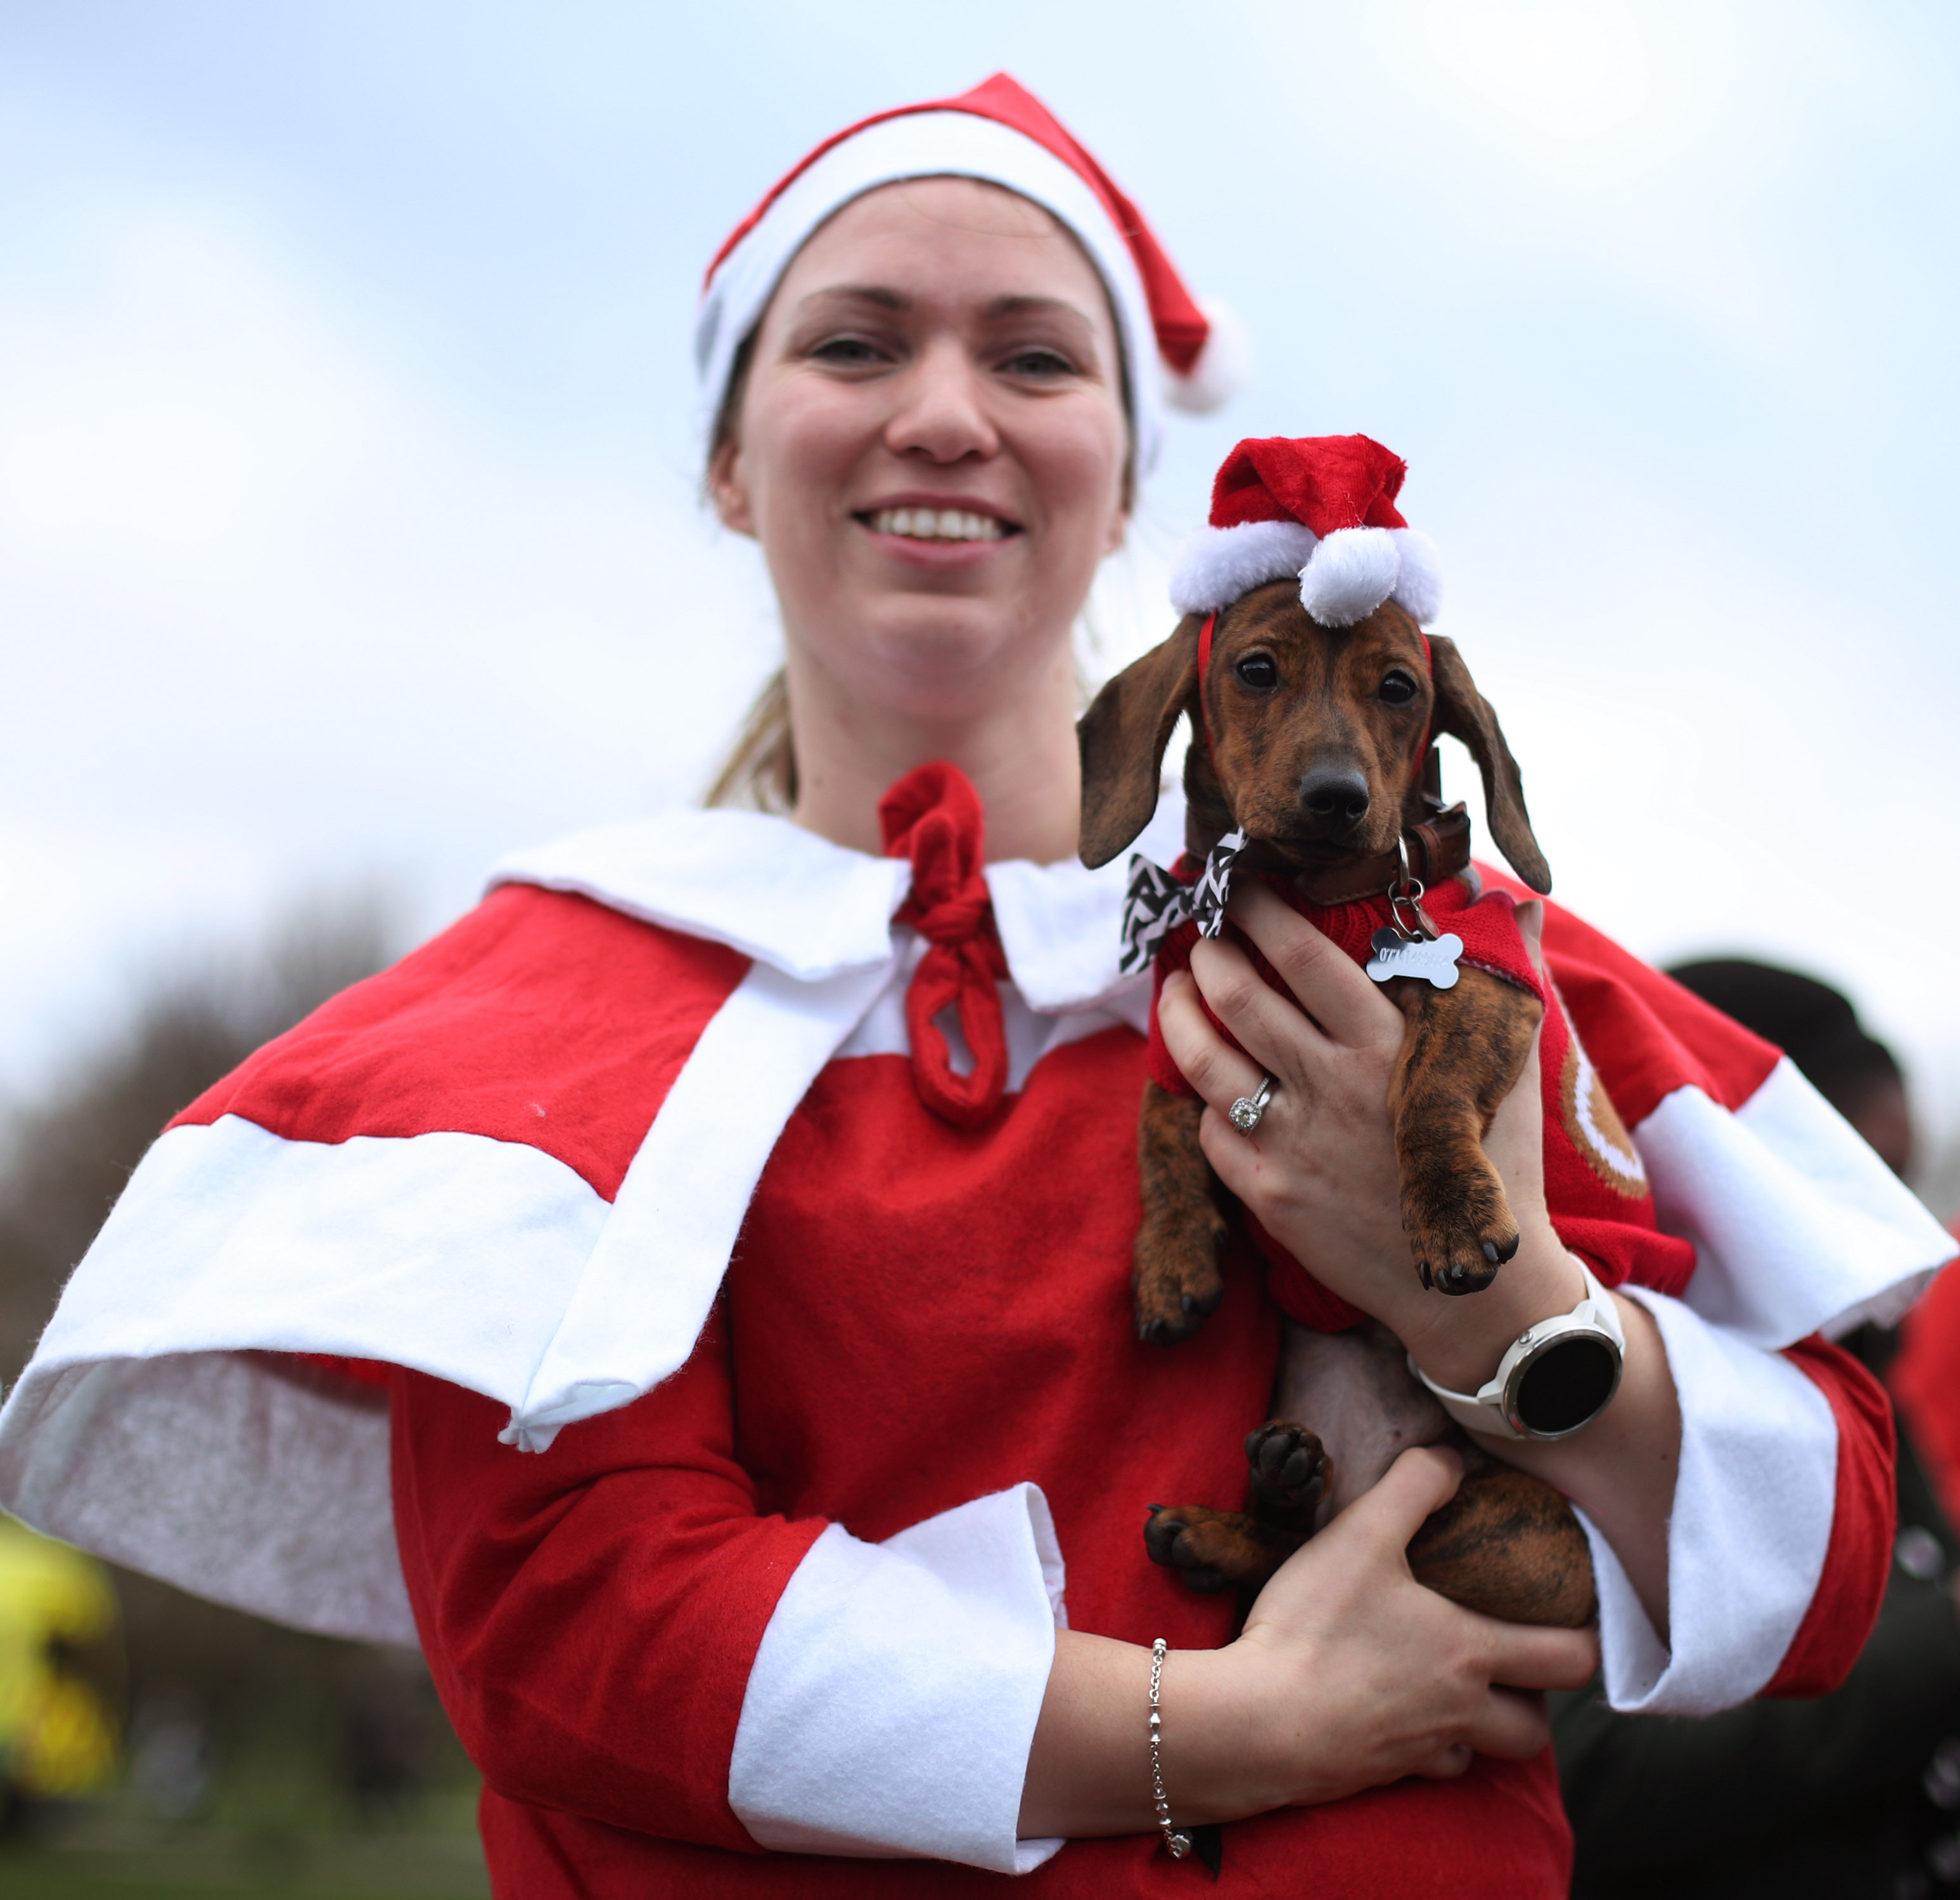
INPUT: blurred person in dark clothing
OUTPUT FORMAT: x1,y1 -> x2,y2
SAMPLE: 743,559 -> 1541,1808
1557,958 -> 1959,1900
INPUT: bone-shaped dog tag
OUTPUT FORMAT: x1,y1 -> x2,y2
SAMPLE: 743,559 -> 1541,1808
1366,927 -> 1464,989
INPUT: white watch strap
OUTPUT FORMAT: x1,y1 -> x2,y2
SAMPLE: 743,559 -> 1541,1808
1410,1254 -> 1625,1441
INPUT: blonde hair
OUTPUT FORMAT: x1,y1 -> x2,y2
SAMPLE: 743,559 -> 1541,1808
703,665 -> 797,813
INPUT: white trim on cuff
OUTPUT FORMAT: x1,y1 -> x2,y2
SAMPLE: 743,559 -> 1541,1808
728,1483 -> 1068,1874
1585,1285 -> 1837,1716
1639,1059 -> 1953,1345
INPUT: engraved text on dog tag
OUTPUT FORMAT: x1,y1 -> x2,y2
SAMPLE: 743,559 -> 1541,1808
1366,927 -> 1464,989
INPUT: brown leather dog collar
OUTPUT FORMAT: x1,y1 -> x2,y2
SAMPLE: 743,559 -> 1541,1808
1290,800 -> 1473,907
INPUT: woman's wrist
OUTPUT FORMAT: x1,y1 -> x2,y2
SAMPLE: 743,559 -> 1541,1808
1018,1630 -> 1309,1839
1391,1217 -> 1584,1395
1157,1636 -> 1315,1824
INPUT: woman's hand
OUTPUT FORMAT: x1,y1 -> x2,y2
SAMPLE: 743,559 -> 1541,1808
1155,880 -> 1416,1318
1204,1446 -> 1598,1808
1156,883 -> 1682,1633
1157,882 -> 1576,1384
1018,1447 -> 1600,1837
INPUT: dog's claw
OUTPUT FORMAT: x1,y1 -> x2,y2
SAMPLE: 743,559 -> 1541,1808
1494,1231 -> 1520,1264
1482,1240 -> 1501,1265
1418,1260 -> 1434,1290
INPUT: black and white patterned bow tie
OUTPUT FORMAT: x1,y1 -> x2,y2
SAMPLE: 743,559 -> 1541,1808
1118,829 -> 1248,975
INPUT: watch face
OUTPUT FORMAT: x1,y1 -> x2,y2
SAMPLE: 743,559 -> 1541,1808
1513,1334 -> 1620,1437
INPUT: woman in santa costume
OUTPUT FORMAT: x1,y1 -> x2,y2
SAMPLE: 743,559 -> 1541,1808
1,75 -> 1950,1895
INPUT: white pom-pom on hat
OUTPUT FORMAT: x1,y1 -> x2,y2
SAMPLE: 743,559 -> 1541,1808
1298,528 -> 1403,629
1163,299 -> 1252,416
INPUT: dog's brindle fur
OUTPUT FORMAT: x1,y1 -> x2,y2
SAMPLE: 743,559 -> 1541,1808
1078,583 -> 1593,1622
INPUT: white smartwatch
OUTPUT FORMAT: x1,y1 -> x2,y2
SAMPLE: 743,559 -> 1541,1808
1410,1255 -> 1625,1442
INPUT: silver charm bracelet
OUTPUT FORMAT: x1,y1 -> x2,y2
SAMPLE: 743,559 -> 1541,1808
1149,1638 -> 1192,1859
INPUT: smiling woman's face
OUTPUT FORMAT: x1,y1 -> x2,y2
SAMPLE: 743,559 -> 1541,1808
710,177 -> 1130,729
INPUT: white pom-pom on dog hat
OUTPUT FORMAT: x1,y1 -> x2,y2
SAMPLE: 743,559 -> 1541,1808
695,73 -> 1246,475
1169,434 -> 1442,626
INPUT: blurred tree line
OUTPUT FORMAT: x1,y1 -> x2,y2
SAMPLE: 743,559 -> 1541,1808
0,906 -> 473,1827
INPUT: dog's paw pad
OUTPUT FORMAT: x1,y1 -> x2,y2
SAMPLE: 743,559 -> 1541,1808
1245,1420 -> 1329,1527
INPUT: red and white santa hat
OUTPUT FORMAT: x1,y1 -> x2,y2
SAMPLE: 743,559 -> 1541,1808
1169,434 -> 1443,626
695,73 -> 1246,473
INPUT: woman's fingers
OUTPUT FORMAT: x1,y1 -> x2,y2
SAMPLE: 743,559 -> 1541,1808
1181,935 -> 1328,1101
1475,1619 -> 1601,1695
1222,1439 -> 1601,1811
1336,1444 -> 1465,1546
1155,968 -> 1272,1110
1412,1743 -> 1475,1780
1249,1447 -> 1464,1630
1162,882 -> 1406,1116
1454,1687 -> 1555,1762
1226,882 -> 1405,1051
1349,1455 -> 1602,1693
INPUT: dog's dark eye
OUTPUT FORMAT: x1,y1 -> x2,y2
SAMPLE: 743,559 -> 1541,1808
1234,653 -> 1278,691
1379,670 -> 1418,706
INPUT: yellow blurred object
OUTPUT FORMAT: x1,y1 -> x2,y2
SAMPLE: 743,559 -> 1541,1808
0,1516 -> 119,1795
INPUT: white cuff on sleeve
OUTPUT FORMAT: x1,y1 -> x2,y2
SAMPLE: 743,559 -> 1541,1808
1582,1285 -> 1837,1716
727,1483 -> 1068,1873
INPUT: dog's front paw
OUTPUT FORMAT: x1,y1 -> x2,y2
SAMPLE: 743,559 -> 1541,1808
1144,1504 -> 1288,1593
1245,1420 -> 1330,1531
1132,1209 -> 1227,1345
1402,1168 -> 1519,1296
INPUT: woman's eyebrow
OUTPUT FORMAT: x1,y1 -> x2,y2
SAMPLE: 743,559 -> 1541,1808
793,285 -> 907,316
791,289 -> 1094,324
982,295 -> 1090,321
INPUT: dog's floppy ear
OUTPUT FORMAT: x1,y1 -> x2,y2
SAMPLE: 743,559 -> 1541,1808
1077,613 -> 1203,869
1427,635 -> 1552,895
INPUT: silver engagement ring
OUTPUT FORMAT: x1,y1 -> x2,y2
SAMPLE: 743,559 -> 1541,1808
1227,1075 -> 1276,1136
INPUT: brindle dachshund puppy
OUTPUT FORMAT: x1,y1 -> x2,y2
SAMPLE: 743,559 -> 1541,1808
1077,581 -> 1594,1626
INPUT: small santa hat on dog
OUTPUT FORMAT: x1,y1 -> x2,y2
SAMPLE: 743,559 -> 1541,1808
695,74 -> 1247,473
1169,435 -> 1443,627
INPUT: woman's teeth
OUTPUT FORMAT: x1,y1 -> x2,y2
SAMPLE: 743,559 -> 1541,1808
865,507 -> 1007,542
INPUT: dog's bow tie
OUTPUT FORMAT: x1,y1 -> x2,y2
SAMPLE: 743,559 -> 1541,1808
1119,830 -> 1248,976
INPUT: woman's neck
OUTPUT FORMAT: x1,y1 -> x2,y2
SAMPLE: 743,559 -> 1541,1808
785,644 -> 1083,865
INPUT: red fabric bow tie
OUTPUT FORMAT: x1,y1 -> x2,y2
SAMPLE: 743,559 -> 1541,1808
879,762 -> 1011,1131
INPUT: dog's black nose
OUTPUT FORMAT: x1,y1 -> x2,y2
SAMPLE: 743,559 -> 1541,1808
1297,766 -> 1371,833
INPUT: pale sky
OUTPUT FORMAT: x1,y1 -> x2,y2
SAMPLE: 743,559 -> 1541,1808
3,2 -> 1957,1171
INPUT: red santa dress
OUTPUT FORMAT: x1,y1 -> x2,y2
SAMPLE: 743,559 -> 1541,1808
0,766 -> 1948,1894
